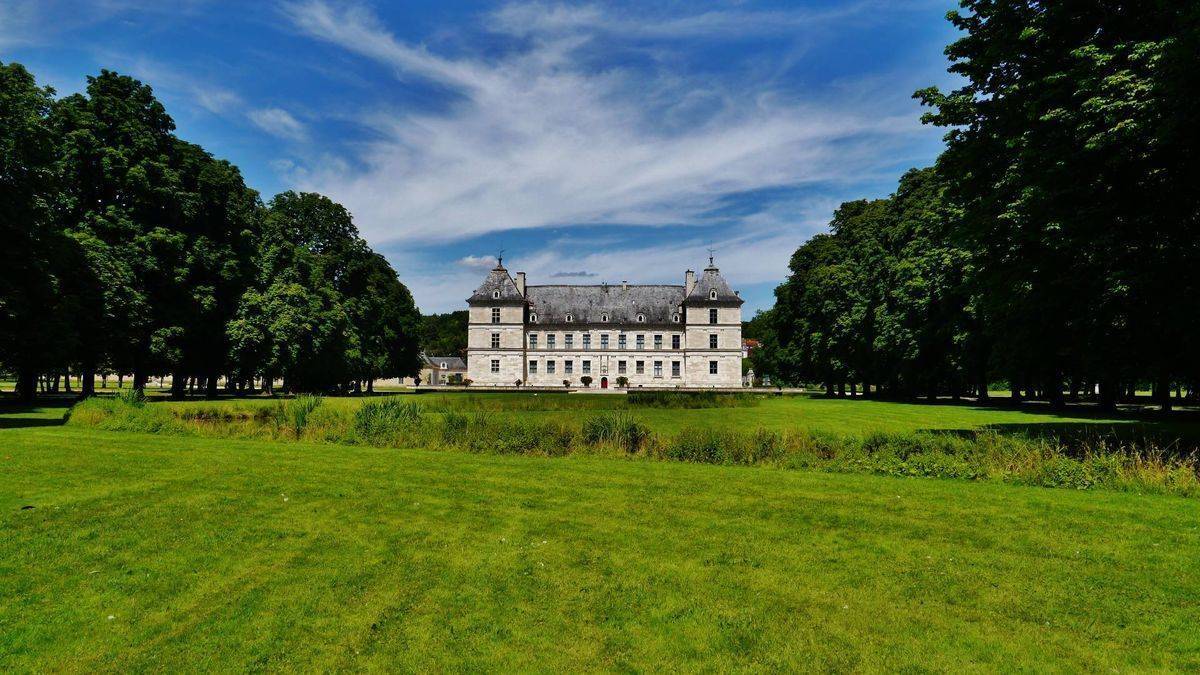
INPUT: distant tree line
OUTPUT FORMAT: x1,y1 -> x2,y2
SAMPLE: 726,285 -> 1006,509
756,1 -> 1200,410
0,63 -> 422,401
418,311 -> 468,359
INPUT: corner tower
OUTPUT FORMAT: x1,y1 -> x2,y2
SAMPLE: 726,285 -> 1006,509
466,260 -> 527,385
682,258 -> 743,387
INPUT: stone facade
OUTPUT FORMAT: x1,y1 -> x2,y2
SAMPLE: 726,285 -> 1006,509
466,260 -> 743,388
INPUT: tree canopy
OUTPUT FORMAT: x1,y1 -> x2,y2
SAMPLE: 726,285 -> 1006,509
0,63 -> 423,399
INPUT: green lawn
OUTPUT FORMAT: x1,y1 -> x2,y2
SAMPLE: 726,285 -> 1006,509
3,416 -> 1199,670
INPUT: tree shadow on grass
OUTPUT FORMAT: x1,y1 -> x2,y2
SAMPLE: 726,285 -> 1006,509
0,398 -> 72,429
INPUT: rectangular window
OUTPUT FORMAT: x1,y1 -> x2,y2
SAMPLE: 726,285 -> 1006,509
635,360 -> 645,374
618,334 -> 627,349
653,361 -> 663,377
654,335 -> 663,349
547,334 -> 556,348
671,361 -> 680,378
709,308 -> 718,324
671,335 -> 680,350
709,333 -> 718,349
490,359 -> 500,373
582,360 -> 591,374
618,360 -> 627,374
547,360 -> 556,374
491,332 -> 500,349
583,334 -> 591,349
529,360 -> 538,374
565,334 -> 574,348
565,361 -> 574,374
709,360 -> 718,374
600,334 -> 609,349
529,334 -> 538,350
636,335 -> 645,349
492,307 -> 501,324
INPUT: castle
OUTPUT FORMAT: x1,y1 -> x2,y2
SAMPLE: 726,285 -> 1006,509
466,258 -> 743,388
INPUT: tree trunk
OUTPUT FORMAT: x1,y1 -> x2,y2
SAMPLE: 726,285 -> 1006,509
824,381 -> 834,397
1156,376 -> 1172,412
1098,379 -> 1117,412
206,372 -> 219,400
133,367 -> 148,394
367,379 -> 375,394
171,371 -> 186,400
15,368 -> 37,403
80,365 -> 96,398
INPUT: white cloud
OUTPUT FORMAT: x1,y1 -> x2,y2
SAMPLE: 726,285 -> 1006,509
456,255 -> 497,269
248,107 -> 308,141
279,0 -> 933,249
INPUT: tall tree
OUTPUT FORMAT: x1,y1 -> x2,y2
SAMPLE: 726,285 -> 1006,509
0,62 -> 71,401
916,0 -> 1200,409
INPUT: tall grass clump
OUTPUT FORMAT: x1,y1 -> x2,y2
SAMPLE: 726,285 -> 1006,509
272,395 -> 324,439
581,412 -> 652,453
625,391 -> 760,409
354,398 -> 423,445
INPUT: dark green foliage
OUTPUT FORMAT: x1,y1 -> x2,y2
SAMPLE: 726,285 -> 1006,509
354,398 -> 422,443
0,62 -> 422,400
418,311 -> 468,358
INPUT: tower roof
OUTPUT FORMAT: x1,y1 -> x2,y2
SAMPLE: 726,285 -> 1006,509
466,264 -> 525,305
684,265 -> 743,305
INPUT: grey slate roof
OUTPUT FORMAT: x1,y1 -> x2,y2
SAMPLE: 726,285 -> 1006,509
525,284 -> 686,325
686,266 -> 743,305
423,355 -> 466,370
466,266 -> 524,305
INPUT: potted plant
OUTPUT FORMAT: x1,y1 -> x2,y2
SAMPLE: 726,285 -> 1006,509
580,376 -> 593,388
616,376 -> 629,388
563,379 -> 570,388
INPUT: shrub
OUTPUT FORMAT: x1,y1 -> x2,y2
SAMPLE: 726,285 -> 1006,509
581,413 -> 651,453
353,398 -> 423,444
115,388 -> 148,408
580,376 -> 593,387
272,395 -> 324,439
615,376 -> 629,388
626,391 -> 759,409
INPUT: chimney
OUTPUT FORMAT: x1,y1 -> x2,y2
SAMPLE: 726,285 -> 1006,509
685,269 -> 696,295
621,280 -> 628,291
515,271 -> 526,296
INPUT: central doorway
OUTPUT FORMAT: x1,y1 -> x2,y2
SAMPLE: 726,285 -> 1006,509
600,377 -> 608,389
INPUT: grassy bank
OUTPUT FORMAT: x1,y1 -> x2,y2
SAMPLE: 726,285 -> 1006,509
3,425 -> 1199,670
64,393 -> 1200,497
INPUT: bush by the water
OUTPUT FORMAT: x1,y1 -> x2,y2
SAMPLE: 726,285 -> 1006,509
65,394 -> 1200,498
625,391 -> 760,409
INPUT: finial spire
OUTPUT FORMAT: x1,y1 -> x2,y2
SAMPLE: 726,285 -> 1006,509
707,247 -> 716,267
497,249 -> 505,268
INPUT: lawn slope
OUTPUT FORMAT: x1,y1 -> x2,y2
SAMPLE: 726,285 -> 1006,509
3,426 -> 1198,671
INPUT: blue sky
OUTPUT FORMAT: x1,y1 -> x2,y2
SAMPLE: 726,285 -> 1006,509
1,0 -> 961,314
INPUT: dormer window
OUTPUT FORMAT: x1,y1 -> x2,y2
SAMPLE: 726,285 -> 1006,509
601,313 -> 609,322
709,288 -> 717,300
565,313 -> 574,323
636,313 -> 645,323
672,313 -> 680,323
492,290 -> 501,299
440,362 -> 447,369
530,313 -> 538,323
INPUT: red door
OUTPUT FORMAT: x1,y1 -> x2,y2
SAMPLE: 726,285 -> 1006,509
601,377 -> 608,389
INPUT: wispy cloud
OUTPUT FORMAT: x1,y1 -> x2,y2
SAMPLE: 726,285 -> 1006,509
456,255 -> 498,269
279,0 -> 931,248
248,107 -> 308,141
549,270 -> 598,278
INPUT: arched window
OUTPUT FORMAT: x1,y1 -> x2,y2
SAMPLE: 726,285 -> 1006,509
672,313 -> 680,323
565,313 -> 574,323
492,290 -> 501,299
636,313 -> 645,323
709,288 -> 717,300
601,313 -> 609,322
530,313 -> 538,323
